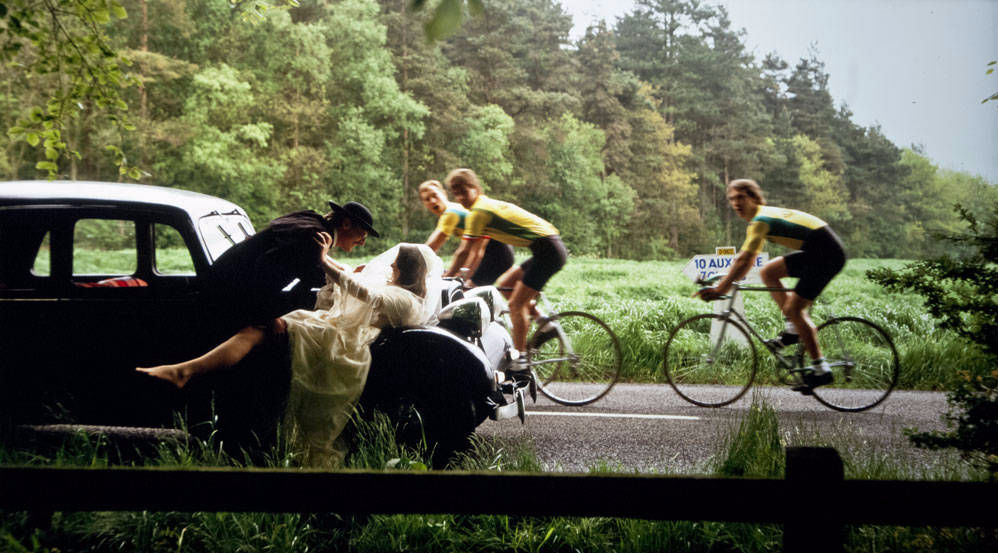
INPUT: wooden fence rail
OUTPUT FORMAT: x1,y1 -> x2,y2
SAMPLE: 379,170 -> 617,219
0,448 -> 993,553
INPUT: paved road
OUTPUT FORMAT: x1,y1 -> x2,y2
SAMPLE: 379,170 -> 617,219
476,383 -> 950,474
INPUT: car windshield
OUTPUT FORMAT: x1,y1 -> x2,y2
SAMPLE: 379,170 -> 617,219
198,212 -> 254,262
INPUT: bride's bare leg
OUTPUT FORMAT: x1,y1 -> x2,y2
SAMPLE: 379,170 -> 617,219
137,324 -> 270,388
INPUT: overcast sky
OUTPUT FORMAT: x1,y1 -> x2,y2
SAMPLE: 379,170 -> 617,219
560,0 -> 998,183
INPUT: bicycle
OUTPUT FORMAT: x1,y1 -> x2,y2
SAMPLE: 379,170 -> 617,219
662,276 -> 900,412
491,286 -> 623,406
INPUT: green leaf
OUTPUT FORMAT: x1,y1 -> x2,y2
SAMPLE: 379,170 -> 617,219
25,133 -> 39,146
111,2 -> 127,19
93,9 -> 110,24
425,0 -> 462,41
45,148 -> 59,160
35,161 -> 58,173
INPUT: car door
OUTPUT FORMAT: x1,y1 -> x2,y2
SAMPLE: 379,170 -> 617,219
0,206 -> 235,425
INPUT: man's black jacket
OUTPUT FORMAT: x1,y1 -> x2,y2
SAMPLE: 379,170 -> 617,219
207,210 -> 331,321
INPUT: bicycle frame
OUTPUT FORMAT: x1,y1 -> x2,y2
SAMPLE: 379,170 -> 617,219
711,283 -> 810,380
491,286 -> 578,370
526,293 -> 579,370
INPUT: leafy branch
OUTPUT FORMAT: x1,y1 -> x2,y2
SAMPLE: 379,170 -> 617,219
2,0 -> 135,178
869,203 -> 998,478
984,60 -> 997,105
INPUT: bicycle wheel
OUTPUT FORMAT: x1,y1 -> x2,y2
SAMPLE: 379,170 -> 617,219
527,311 -> 622,406
663,313 -> 757,407
811,316 -> 899,412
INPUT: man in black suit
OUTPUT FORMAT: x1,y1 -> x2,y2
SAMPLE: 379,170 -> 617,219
208,201 -> 380,322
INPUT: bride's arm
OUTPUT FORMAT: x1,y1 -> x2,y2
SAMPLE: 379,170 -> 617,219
315,232 -> 373,303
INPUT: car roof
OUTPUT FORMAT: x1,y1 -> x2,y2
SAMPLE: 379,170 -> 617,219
0,180 -> 249,220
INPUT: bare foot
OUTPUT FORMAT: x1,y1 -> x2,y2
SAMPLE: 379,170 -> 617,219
136,364 -> 191,389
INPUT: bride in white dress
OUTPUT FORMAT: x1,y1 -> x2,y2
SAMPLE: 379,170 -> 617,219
138,232 -> 443,466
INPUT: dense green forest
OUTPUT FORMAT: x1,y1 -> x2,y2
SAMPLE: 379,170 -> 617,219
2,0 -> 995,258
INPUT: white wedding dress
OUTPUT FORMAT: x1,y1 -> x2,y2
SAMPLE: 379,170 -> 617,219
279,244 -> 443,467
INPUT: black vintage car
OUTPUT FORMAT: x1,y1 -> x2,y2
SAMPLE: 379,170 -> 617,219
0,181 -> 519,459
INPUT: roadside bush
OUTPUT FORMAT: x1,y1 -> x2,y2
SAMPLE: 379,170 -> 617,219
868,203 -> 998,478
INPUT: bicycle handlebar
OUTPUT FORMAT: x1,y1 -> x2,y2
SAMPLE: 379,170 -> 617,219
694,274 -> 725,286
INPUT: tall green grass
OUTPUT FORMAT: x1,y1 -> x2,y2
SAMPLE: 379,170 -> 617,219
541,258 -> 987,390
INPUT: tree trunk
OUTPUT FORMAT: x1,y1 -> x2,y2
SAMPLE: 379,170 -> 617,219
399,1 -> 410,238
723,162 -> 730,244
138,0 -> 148,171
139,0 -> 148,121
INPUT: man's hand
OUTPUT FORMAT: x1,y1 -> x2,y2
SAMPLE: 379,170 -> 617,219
694,287 -> 725,301
314,232 -> 333,259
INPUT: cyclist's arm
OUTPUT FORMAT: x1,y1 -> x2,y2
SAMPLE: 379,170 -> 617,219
713,250 -> 754,293
701,221 -> 766,298
444,236 -> 487,277
425,229 -> 448,253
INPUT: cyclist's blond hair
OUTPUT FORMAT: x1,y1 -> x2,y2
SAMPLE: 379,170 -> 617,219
418,179 -> 445,193
727,179 -> 766,205
445,168 -> 483,193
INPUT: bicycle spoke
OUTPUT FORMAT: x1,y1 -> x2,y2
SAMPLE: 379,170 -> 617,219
664,314 -> 757,407
529,311 -> 621,406
811,317 -> 899,412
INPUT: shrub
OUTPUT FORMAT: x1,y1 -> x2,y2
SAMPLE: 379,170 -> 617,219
868,203 -> 998,477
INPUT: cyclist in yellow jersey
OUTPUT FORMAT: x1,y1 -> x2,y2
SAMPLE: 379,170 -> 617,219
697,179 -> 847,390
444,169 -> 567,365
417,179 -> 514,286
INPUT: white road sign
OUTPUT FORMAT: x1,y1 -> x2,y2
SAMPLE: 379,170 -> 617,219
681,252 -> 769,284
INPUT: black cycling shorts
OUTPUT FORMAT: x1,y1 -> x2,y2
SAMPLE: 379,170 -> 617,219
471,238 -> 515,285
783,226 -> 846,301
520,235 -> 568,291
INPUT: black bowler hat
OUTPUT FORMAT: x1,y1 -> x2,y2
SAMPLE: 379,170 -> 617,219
327,200 -> 380,238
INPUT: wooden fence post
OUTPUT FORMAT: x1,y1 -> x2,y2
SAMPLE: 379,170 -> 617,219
783,447 -> 844,553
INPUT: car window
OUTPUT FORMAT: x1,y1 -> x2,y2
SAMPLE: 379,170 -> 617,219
73,218 -> 137,275
198,213 -> 254,262
31,231 -> 51,277
154,223 -> 195,275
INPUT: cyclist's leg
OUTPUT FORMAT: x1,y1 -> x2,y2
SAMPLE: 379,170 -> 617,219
791,227 -> 847,365
507,280 -> 541,352
760,256 -> 802,346
783,293 -> 819,359
759,256 -> 789,309
783,250 -> 823,361
513,235 -> 567,353
495,264 -> 524,300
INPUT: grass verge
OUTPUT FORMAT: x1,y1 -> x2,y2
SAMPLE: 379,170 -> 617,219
3,397 -> 993,552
